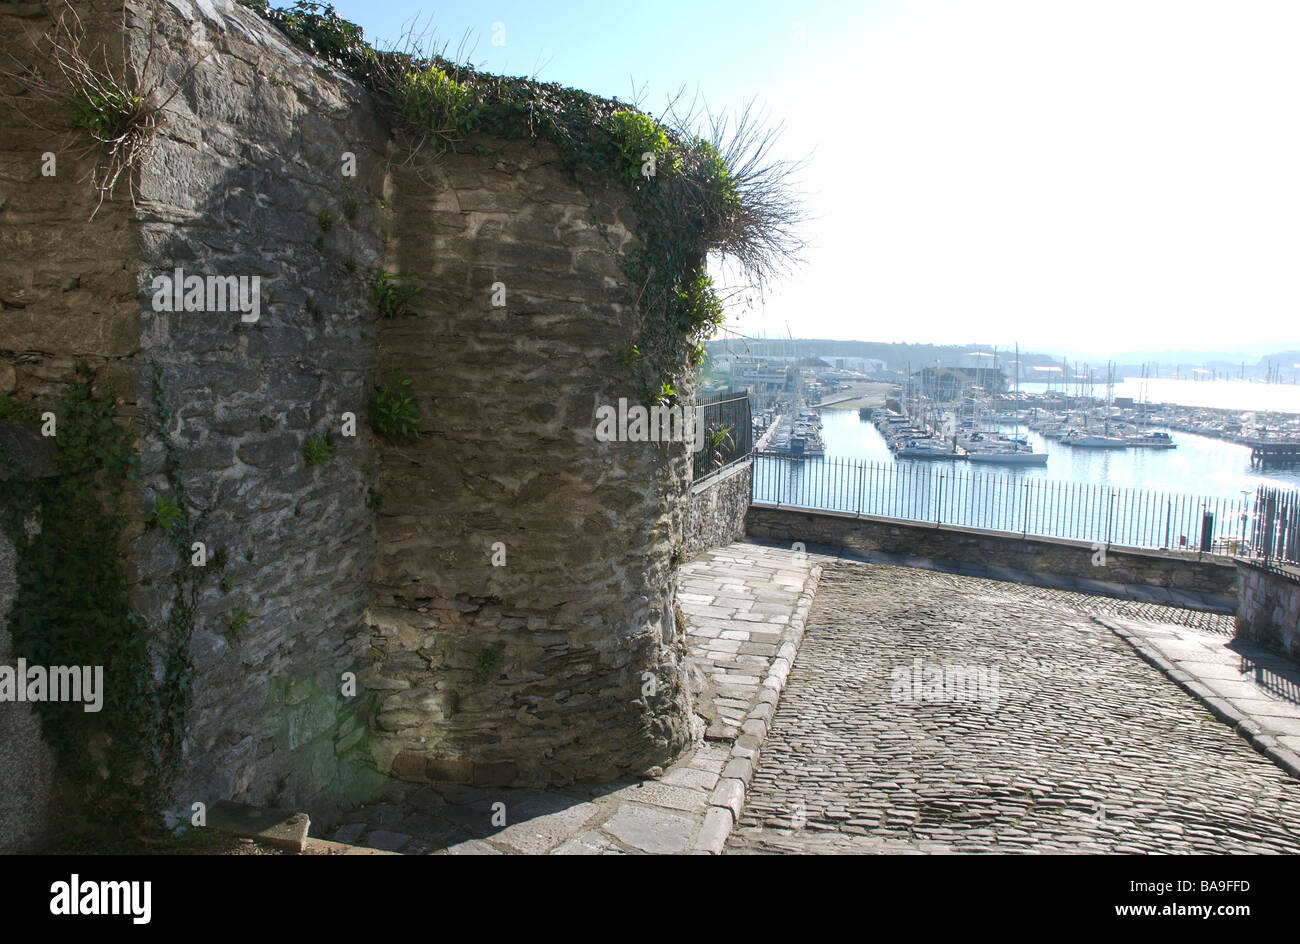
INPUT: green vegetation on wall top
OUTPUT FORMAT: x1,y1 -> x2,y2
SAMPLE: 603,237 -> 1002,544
239,1 -> 805,405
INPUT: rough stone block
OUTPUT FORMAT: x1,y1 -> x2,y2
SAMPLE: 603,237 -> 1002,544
695,806 -> 733,854
427,758 -> 475,784
710,778 -> 745,819
391,752 -> 428,782
473,761 -> 518,787
208,801 -> 310,853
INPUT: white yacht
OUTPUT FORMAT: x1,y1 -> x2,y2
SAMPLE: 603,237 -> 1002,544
1061,431 -> 1127,448
959,430 -> 1048,465
1125,430 -> 1176,449
896,438 -> 953,459
965,447 -> 1048,465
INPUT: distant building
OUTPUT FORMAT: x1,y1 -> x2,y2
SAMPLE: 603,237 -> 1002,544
911,366 -> 1007,399
832,357 -> 887,374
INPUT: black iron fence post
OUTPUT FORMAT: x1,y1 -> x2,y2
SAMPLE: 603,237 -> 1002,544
1106,490 -> 1115,547
856,459 -> 865,517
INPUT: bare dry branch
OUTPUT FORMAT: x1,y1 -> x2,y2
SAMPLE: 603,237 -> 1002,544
0,1 -> 207,219
657,93 -> 812,296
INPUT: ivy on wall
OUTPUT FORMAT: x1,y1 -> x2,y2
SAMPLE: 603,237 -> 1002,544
0,366 -> 152,832
0,363 -> 212,839
148,360 -> 210,803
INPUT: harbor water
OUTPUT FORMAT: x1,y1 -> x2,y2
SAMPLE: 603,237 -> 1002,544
752,408 -> 1300,551
806,409 -> 1300,498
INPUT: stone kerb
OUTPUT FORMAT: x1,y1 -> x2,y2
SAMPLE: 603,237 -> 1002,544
692,561 -> 822,853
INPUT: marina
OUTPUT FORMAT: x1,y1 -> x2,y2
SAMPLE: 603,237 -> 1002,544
754,408 -> 825,458
751,394 -> 1300,552
751,383 -> 1300,495
811,406 -> 1300,498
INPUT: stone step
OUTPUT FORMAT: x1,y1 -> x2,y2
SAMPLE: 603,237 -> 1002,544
207,801 -> 311,854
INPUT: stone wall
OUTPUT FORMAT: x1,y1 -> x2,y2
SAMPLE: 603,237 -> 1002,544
0,425 -> 60,853
1,0 -> 154,843
365,141 -> 695,788
0,0 -> 140,410
125,0 -> 388,820
748,505 -> 1238,602
1236,561 -> 1300,658
1,0 -> 701,839
684,460 -> 752,561
0,529 -> 57,853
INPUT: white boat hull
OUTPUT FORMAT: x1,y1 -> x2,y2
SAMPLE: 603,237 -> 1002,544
965,452 -> 1048,465
1063,437 -> 1127,448
896,447 -> 954,459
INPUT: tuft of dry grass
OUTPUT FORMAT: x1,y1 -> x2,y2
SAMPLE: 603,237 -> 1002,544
2,2 -> 206,218
657,91 -> 811,297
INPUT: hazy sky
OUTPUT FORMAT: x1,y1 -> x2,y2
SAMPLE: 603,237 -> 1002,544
320,0 -> 1300,358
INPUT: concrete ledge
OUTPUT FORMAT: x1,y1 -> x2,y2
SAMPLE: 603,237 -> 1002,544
690,458 -> 752,496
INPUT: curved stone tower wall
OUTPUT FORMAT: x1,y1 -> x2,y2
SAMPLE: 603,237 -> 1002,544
367,146 -> 696,786
1,0 -> 697,834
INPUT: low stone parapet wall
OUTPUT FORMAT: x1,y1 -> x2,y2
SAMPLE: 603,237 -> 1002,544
1236,561 -> 1300,657
747,504 -> 1237,606
684,461 -> 752,561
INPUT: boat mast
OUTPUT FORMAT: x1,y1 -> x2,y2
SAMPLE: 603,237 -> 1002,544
1105,360 -> 1114,437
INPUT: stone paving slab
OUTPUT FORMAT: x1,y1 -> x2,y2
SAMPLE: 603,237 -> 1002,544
678,543 -> 820,741
1099,616 -> 1300,782
321,541 -> 819,854
322,743 -> 735,855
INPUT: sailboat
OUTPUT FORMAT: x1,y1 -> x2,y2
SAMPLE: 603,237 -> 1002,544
1061,361 -> 1126,448
961,346 -> 1048,464
1062,430 -> 1127,448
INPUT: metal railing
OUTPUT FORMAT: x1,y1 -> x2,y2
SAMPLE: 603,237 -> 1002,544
1252,486 -> 1300,566
693,390 -> 753,482
753,455 -> 1263,555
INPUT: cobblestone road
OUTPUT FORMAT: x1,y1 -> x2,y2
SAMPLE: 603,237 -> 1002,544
727,561 -> 1300,854
1012,584 -> 1235,635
